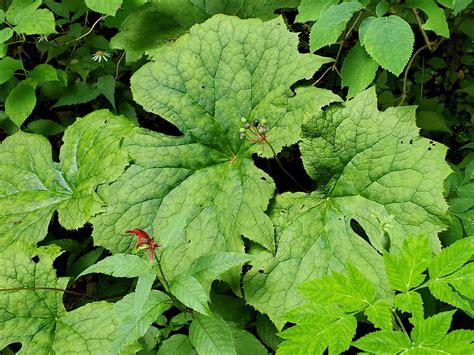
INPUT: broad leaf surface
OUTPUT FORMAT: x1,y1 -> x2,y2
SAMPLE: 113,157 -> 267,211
409,0 -> 449,37
244,88 -> 450,329
309,1 -> 364,52
361,15 -> 414,76
296,0 -> 339,22
0,110 -> 135,248
0,243 -> 117,353
111,0 -> 301,63
92,15 -> 337,287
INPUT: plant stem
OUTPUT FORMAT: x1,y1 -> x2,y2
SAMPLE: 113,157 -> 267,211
0,287 -> 97,300
264,140 -> 309,193
393,310 -> 409,336
412,9 -> 432,51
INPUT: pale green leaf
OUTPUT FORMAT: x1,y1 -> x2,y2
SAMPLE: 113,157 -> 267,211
158,334 -> 195,355
296,0 -> 339,22
244,88 -> 450,328
341,41 -> 379,98
309,2 -> 364,52
352,330 -> 411,353
429,236 -> 474,279
0,28 -> 13,43
300,263 -> 376,312
92,16 -> 336,290
410,0 -> 450,37
365,299 -> 393,331
278,304 -> 357,354
189,314 -> 237,355
0,57 -> 22,84
85,0 -> 123,15
113,290 -> 172,355
111,0 -> 300,63
170,274 -> 212,316
411,311 -> 454,347
0,243 -> 117,353
29,63 -> 58,82
453,0 -> 473,14
5,81 -> 36,127
6,0 -> 56,35
0,111 -> 135,247
361,15 -> 414,75
79,253 -> 152,278
384,235 -> 432,292
394,291 -> 424,325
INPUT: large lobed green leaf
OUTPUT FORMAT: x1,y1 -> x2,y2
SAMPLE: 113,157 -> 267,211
110,0 -> 301,63
0,243 -> 117,353
244,87 -> 451,329
0,110 -> 135,248
92,15 -> 337,289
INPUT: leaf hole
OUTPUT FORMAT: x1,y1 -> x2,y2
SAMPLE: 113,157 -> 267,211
137,112 -> 183,136
350,219 -> 370,244
258,269 -> 264,274
31,256 -> 40,263
409,139 -> 413,144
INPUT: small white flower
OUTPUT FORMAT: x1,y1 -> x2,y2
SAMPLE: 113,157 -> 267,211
37,34 -> 49,43
92,50 -> 111,63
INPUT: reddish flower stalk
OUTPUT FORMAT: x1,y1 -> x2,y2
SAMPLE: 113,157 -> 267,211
125,229 -> 160,262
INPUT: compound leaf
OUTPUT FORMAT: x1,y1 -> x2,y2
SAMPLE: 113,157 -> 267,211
361,15 -> 414,76
0,110 -> 135,248
244,87 -> 450,328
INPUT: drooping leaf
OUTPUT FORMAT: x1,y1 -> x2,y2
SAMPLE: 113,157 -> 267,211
0,28 -> 13,43
6,0 -> 56,35
79,253 -> 153,279
296,0 -> 339,22
5,81 -> 36,127
0,57 -> 22,84
113,290 -> 172,355
244,88 -> 450,328
0,243 -> 117,353
189,314 -> 237,355
85,0 -> 123,15
409,0 -> 450,37
92,15 -> 337,289
309,1 -> 364,52
0,110 -> 135,248
361,15 -> 414,75
110,0 -> 300,63
52,82 -> 100,108
170,274 -> 212,316
157,334 -> 194,355
97,74 -> 116,109
341,41 -> 379,98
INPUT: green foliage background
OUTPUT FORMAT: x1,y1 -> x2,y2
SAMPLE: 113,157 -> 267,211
0,0 -> 473,354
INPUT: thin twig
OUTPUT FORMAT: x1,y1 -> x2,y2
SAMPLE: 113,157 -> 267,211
62,15 -> 108,46
393,310 -> 409,336
115,51 -> 125,79
0,287 -> 98,300
412,9 -> 432,51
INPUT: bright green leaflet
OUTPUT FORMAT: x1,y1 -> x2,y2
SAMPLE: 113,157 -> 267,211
85,0 -> 123,15
361,15 -> 414,76
341,41 -> 379,98
92,15 -> 336,289
409,0 -> 450,37
0,243 -> 117,353
309,1 -> 363,52
5,81 -> 36,127
0,110 -> 135,248
296,0 -> 339,23
244,88 -> 451,329
278,236 -> 474,354
6,0 -> 56,35
110,0 -> 300,63
0,57 -> 22,84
